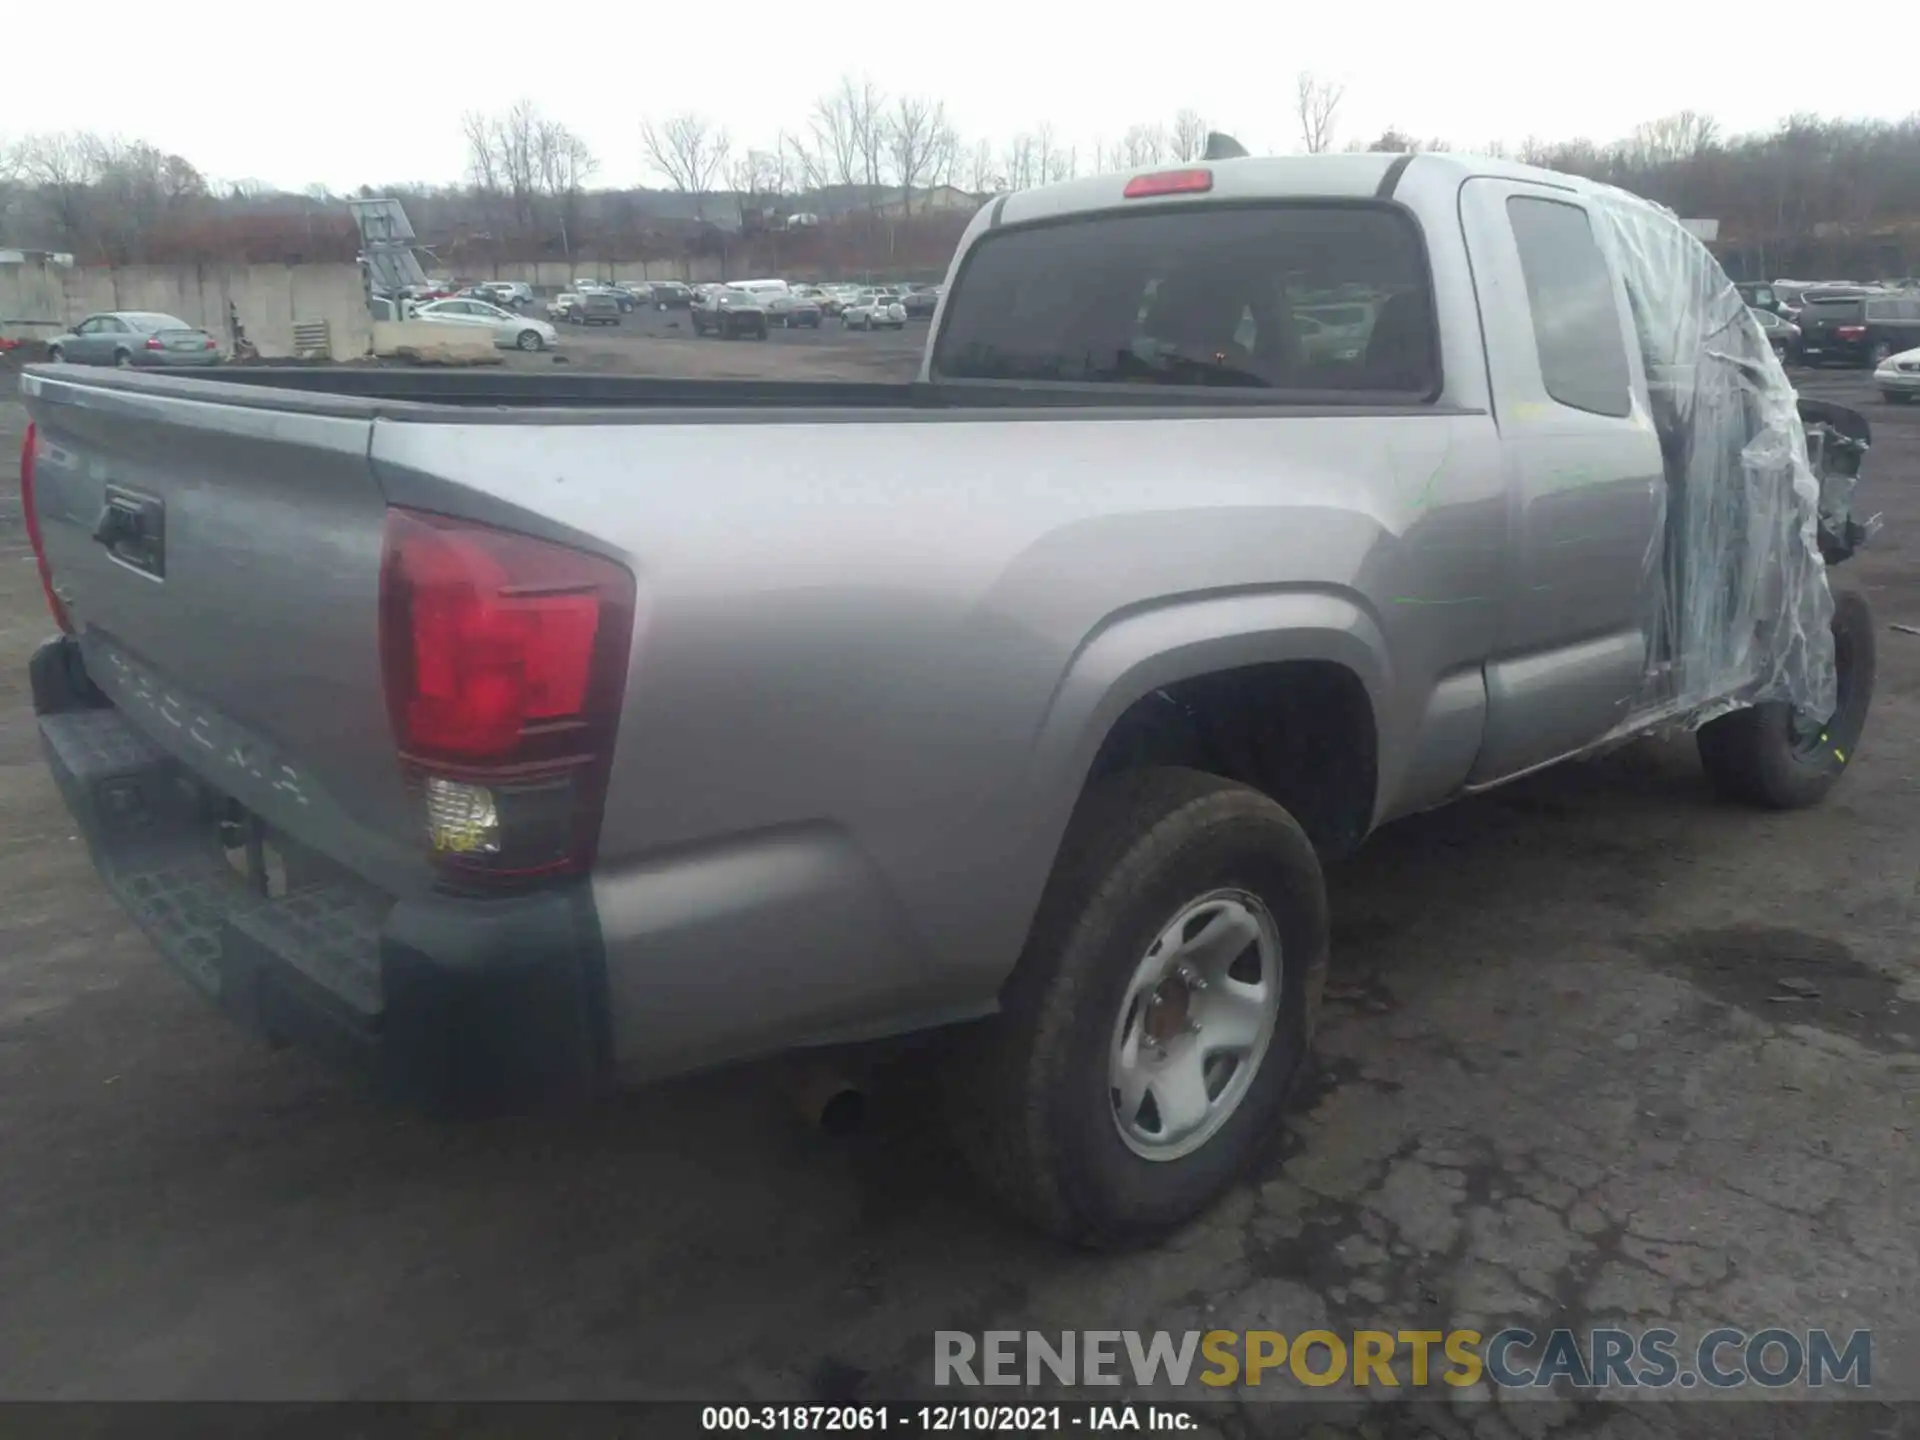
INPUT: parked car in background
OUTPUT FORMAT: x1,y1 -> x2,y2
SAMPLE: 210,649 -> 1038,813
1736,281 -> 1781,314
483,281 -> 534,310
576,280 -> 638,313
549,291 -> 622,326
46,312 -> 221,368
1874,343 -> 1920,401
816,286 -> 861,317
767,292 -> 823,328
900,287 -> 941,319
843,294 -> 907,330
1794,290 -> 1910,366
690,287 -> 770,339
1772,280 -> 1815,319
649,282 -> 694,310
412,297 -> 559,351
1751,306 -> 1801,358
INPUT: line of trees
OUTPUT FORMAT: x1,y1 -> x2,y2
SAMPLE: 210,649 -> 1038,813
8,83 -> 1920,279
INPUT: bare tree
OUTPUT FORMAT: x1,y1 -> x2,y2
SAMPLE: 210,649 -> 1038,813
535,120 -> 596,260
1625,110 -> 1721,169
14,131 -> 101,242
1033,123 -> 1061,186
844,77 -> 889,196
1002,133 -> 1037,191
1170,109 -> 1208,162
1120,124 -> 1168,168
641,113 -> 731,218
887,96 -> 951,213
1296,72 -> 1344,154
966,138 -> 1000,193
461,110 -> 502,195
807,82 -> 863,189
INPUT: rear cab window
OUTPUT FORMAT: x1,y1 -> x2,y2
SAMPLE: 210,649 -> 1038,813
1802,298 -> 1866,323
931,203 -> 1440,400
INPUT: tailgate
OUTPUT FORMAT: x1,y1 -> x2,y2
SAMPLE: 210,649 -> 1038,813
23,374 -> 426,891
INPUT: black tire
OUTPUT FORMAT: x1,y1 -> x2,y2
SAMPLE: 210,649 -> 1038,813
945,767 -> 1327,1248
1871,341 -> 1895,365
516,329 -> 542,352
47,345 -> 63,363
1697,588 -> 1876,809
114,350 -> 132,368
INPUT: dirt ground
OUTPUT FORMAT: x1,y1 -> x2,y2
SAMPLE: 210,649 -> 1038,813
0,348 -> 1914,1435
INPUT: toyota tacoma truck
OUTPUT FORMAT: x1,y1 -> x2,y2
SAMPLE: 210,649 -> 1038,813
16,148 -> 1879,1247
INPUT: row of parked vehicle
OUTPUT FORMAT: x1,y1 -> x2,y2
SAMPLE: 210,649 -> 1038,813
406,275 -> 942,335
1735,277 -> 1920,403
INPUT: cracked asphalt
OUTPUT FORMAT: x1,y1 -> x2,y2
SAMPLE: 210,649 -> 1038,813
0,360 -> 1913,1437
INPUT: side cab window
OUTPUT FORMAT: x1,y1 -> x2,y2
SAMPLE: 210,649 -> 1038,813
1505,196 -> 1633,418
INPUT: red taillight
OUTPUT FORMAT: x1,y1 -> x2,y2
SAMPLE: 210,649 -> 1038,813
1836,325 -> 1866,340
144,335 -> 164,350
204,337 -> 217,350
379,508 -> 636,884
19,422 -> 72,634
1124,168 -> 1213,199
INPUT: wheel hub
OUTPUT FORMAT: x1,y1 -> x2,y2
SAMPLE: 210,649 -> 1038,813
1109,889 -> 1282,1163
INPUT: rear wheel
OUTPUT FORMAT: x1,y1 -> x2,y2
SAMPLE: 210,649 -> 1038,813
516,329 -> 542,351
1697,589 -> 1876,809
114,350 -> 132,368
47,345 -> 63,363
1872,341 -> 1895,365
945,768 -> 1326,1248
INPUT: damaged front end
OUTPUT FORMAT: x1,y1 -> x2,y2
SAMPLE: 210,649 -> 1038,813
1798,397 -> 1882,566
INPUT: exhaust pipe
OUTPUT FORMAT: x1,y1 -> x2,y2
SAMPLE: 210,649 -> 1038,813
791,1060 -> 866,1136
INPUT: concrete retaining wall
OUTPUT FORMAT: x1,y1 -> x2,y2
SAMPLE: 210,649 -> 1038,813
369,321 -> 497,364
1,258 -> 373,360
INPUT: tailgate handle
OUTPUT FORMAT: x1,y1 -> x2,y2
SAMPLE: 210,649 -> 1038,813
92,487 -> 166,578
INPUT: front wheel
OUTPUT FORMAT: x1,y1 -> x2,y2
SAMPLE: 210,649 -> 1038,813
944,768 -> 1326,1248
516,329 -> 543,352
1697,588 -> 1876,809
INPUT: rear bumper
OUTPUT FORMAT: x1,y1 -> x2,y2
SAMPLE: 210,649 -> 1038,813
30,634 -> 609,1111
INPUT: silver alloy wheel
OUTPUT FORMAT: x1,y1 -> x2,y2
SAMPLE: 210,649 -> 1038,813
1109,888 -> 1282,1162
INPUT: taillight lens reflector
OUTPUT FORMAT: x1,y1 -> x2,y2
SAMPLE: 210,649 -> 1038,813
380,508 -> 628,762
379,507 -> 635,885
19,422 -> 72,634
1124,168 -> 1213,199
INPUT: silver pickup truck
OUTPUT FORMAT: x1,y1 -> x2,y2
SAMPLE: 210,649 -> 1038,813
17,150 -> 1878,1247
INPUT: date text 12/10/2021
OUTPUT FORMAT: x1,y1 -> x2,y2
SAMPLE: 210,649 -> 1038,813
701,1405 -> 1197,1432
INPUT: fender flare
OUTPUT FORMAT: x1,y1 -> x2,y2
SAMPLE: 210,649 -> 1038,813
1025,586 -> 1394,848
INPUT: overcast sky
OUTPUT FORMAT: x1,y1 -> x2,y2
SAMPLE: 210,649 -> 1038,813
7,1 -> 1914,192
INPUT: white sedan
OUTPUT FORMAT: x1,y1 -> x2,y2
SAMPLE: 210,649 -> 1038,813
411,298 -> 559,351
1874,344 -> 1920,403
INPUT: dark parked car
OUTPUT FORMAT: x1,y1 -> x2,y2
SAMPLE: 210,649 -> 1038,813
649,282 -> 693,310
1736,281 -> 1781,314
46,311 -> 221,368
550,291 -> 622,327
1795,291 -> 1917,366
766,292 -> 823,328
900,287 -> 941,319
690,288 -> 770,339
